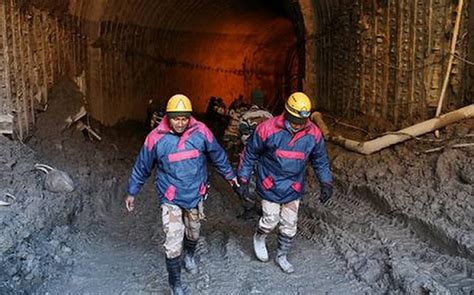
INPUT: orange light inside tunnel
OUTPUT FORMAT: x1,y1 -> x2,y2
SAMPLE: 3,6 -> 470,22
164,16 -> 297,114
67,1 -> 299,126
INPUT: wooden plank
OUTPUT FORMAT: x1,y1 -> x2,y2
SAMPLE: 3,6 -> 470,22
45,12 -> 54,88
415,0 -> 428,121
435,0 -> 464,118
381,1 -> 390,119
409,0 -> 418,121
393,0 -> 403,126
0,1 -> 13,116
22,12 -> 36,125
370,0 -> 377,118
54,17 -> 60,77
71,16 -> 77,75
359,1 -> 367,116
16,6 -> 31,135
8,0 -> 24,139
34,8 -> 48,104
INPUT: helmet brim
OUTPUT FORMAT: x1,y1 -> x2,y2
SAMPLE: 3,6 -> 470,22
285,112 -> 307,125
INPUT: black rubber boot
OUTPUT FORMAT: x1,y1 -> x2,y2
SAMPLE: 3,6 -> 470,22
275,233 -> 294,273
166,256 -> 185,295
183,237 -> 198,274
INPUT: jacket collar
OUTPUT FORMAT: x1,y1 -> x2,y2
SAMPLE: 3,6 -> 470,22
157,115 -> 197,134
275,113 -> 312,133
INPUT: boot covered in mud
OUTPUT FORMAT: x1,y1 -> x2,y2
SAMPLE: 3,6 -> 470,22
275,233 -> 294,273
183,237 -> 198,274
166,256 -> 185,295
253,227 -> 269,262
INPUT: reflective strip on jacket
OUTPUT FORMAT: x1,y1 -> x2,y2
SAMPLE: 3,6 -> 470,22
127,116 -> 235,209
238,114 -> 332,204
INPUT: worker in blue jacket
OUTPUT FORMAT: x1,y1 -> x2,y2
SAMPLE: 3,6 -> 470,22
237,92 -> 333,274
125,94 -> 238,295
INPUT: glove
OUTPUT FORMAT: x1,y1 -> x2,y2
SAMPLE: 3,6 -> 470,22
320,182 -> 333,205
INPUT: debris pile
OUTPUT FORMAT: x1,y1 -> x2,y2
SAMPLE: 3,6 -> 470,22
0,135 -> 78,293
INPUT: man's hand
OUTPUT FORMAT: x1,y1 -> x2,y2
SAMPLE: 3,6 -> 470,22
125,195 -> 135,212
229,177 -> 239,189
320,182 -> 333,206
229,177 -> 250,201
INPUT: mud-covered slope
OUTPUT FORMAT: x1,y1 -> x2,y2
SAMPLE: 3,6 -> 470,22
0,135 -> 78,293
300,121 -> 474,293
0,79 -> 142,293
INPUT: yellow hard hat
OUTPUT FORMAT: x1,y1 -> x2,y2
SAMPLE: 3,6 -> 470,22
285,92 -> 312,119
166,94 -> 193,115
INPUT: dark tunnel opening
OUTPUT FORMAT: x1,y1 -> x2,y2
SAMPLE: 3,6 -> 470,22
84,0 -> 306,126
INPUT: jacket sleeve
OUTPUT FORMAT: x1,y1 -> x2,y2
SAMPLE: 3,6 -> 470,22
310,136 -> 333,184
237,128 -> 265,182
205,131 -> 235,180
127,144 -> 157,197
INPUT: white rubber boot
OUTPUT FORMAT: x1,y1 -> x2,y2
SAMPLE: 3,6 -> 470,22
253,229 -> 269,262
275,233 -> 294,273
275,254 -> 294,273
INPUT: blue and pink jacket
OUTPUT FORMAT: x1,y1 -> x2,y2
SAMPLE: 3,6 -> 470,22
238,114 -> 332,204
127,116 -> 235,209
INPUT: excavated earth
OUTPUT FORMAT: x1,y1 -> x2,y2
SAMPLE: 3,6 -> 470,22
0,79 -> 473,294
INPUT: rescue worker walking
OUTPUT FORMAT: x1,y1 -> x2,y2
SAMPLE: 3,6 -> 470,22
125,94 -> 238,294
237,92 -> 333,273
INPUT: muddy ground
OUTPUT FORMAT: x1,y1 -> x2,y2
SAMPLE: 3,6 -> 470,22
0,79 -> 473,294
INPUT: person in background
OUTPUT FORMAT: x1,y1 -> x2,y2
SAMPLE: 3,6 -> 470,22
229,94 -> 245,111
146,99 -> 166,131
214,97 -> 229,140
206,96 -> 218,120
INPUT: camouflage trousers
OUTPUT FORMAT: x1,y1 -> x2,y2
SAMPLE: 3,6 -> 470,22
258,199 -> 300,238
161,203 -> 201,259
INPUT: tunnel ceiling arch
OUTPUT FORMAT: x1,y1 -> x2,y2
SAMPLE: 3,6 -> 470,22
64,0 -> 331,124
36,0 -> 338,125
